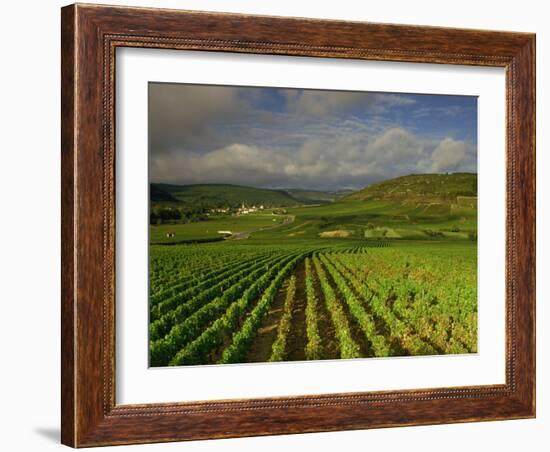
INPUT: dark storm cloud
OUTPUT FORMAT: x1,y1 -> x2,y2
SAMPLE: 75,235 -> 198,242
149,83 -> 477,190
149,83 -> 251,154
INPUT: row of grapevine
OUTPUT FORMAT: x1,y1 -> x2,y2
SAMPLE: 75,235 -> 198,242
333,248 -> 477,354
219,255 -> 305,364
162,252 -> 304,366
329,254 -> 435,356
149,247 -> 239,294
362,241 -> 390,248
151,253 -> 274,322
150,258 -> 245,306
150,252 -> 298,366
269,276 -> 297,362
149,253 -> 280,341
312,256 -> 361,359
149,245 -> 278,298
319,254 -> 390,357
149,241 -> 477,366
304,258 -> 323,360
150,260 -> 224,300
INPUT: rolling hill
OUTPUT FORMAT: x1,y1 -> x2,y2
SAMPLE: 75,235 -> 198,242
347,173 -> 477,203
151,174 -> 477,211
151,183 -> 302,208
150,184 -> 178,202
282,189 -> 352,204
252,173 -> 478,243
150,174 -> 478,243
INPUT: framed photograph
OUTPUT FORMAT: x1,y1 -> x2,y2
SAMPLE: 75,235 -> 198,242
61,3 -> 535,447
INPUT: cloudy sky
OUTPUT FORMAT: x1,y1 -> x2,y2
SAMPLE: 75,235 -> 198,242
149,83 -> 477,191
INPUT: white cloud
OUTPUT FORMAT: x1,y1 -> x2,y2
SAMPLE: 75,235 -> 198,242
148,84 -> 476,189
151,127 -> 475,190
368,128 -> 423,163
149,84 -> 251,154
283,90 -> 415,116
430,138 -> 467,172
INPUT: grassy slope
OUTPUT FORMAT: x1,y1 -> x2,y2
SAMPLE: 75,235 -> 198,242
150,212 -> 286,244
151,183 -> 301,207
348,173 -> 477,202
252,198 -> 475,243
252,174 -> 477,244
151,173 -> 477,244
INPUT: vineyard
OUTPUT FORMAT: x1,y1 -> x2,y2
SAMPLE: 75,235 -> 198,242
149,240 -> 477,366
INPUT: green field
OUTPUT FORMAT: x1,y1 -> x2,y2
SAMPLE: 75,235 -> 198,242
150,212 -> 288,244
152,196 -> 476,244
148,173 -> 478,366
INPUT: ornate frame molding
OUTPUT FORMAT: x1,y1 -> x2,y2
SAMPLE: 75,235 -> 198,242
61,4 -> 535,447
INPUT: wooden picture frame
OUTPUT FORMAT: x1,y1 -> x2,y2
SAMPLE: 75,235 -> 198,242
61,3 -> 535,447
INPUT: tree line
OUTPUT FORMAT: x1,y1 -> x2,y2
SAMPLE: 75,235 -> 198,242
150,206 -> 209,225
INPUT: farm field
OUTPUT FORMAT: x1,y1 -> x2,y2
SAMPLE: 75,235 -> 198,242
150,212 -> 288,244
149,239 -> 477,366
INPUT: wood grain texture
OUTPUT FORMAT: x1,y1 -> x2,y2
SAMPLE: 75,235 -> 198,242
60,3 -> 536,447
60,5 -> 76,447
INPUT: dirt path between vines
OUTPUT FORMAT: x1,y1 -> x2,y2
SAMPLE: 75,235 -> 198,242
311,260 -> 340,360
244,278 -> 289,363
286,261 -> 307,362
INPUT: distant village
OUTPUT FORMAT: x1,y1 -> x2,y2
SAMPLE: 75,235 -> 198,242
210,202 -> 265,216
151,199 -> 285,229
